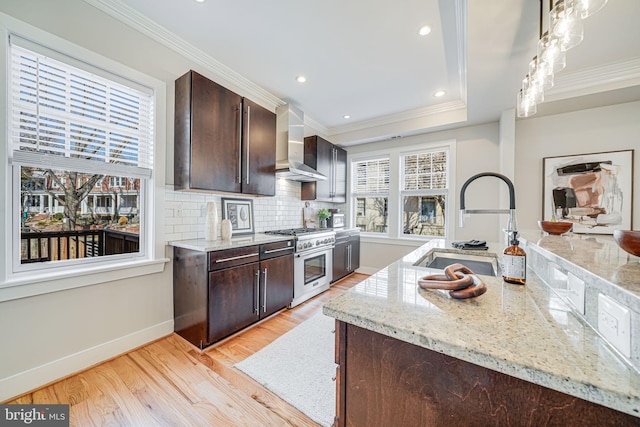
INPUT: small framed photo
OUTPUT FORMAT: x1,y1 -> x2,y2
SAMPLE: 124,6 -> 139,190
221,198 -> 254,235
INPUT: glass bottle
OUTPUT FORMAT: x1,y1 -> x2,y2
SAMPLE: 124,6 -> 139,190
503,231 -> 526,285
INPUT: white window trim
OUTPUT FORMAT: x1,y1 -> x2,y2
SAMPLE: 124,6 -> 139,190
0,15 -> 169,302
399,147 -> 451,240
350,154 -> 391,237
348,139 -> 456,244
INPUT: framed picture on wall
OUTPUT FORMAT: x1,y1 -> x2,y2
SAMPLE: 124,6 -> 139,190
542,149 -> 634,234
221,198 -> 255,235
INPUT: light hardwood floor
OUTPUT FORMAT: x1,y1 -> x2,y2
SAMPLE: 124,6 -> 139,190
6,273 -> 367,426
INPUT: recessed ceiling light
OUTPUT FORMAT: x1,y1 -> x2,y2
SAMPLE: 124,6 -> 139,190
418,25 -> 432,36
433,90 -> 447,97
194,0 -> 206,3
296,75 -> 307,83
343,115 -> 351,119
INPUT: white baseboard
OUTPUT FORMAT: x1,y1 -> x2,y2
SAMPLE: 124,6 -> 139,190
0,320 -> 174,402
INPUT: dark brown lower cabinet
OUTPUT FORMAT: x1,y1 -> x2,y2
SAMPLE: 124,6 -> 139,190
332,230 -> 360,283
174,240 -> 293,349
208,262 -> 259,343
334,321 -> 639,427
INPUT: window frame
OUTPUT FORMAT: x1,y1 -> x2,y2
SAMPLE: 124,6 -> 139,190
0,20 -> 168,302
350,155 -> 391,236
349,140 -> 456,244
399,148 -> 450,239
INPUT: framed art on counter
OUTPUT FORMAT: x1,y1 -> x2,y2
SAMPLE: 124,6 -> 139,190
542,149 -> 634,234
221,198 -> 255,235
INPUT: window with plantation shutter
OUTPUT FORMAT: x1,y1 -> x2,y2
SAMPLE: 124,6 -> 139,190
401,149 -> 449,237
8,36 -> 155,270
352,157 -> 390,234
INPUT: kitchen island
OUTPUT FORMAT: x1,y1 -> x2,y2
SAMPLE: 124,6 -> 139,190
323,232 -> 640,426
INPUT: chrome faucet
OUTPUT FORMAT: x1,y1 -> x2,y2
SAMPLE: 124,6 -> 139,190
459,172 -> 517,236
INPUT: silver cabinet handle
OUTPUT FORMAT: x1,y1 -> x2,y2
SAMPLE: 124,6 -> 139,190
263,247 -> 293,254
245,105 -> 251,185
214,252 -> 259,263
262,268 -> 268,312
332,148 -> 337,197
347,244 -> 352,271
254,270 -> 260,314
237,102 -> 243,184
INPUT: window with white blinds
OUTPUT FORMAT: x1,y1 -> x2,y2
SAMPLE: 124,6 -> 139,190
401,149 -> 449,237
8,37 -> 155,270
403,151 -> 447,191
352,157 -> 390,234
353,158 -> 390,194
9,40 -> 154,178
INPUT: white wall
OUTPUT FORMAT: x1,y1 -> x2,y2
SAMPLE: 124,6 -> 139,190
515,101 -> 640,231
347,122 -> 503,271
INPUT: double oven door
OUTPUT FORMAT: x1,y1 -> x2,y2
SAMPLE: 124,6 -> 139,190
291,246 -> 333,307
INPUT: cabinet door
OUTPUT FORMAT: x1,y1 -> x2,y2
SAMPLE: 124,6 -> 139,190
179,71 -> 242,193
242,98 -> 276,196
302,136 -> 333,201
349,235 -> 360,272
260,255 -> 293,318
332,240 -> 348,282
333,145 -> 347,203
208,263 -> 259,343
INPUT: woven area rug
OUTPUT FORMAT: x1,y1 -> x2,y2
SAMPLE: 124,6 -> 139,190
235,313 -> 336,427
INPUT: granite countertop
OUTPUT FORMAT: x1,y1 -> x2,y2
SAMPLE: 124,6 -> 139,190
168,233 -> 293,252
519,230 -> 640,298
323,235 -> 640,418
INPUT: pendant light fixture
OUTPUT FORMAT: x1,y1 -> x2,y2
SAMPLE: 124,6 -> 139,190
516,0 -> 607,118
572,0 -> 608,19
550,0 -> 584,51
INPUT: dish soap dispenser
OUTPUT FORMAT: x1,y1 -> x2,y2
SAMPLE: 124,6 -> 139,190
503,231 -> 526,285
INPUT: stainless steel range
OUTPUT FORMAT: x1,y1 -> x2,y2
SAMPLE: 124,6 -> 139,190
265,228 -> 335,307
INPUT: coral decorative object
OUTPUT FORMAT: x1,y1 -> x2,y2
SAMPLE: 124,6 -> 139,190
538,220 -> 573,235
613,230 -> 640,257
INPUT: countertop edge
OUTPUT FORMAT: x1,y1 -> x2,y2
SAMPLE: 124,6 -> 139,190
322,304 -> 636,417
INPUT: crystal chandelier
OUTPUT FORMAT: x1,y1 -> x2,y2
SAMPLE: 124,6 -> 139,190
516,0 -> 608,118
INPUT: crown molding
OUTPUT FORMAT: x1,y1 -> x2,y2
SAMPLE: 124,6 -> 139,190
83,0 -> 285,110
547,57 -> 640,99
326,100 -> 467,136
455,0 -> 468,104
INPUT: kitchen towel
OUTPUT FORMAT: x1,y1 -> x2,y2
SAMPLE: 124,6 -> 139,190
452,240 -> 489,250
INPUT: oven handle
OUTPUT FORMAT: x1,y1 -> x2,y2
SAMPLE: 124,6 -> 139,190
295,246 -> 334,258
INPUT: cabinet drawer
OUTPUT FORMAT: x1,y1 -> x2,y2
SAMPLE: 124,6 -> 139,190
260,239 -> 294,260
209,246 -> 259,271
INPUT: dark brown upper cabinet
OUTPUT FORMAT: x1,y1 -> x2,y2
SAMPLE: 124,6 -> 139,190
301,135 -> 347,203
174,70 -> 276,196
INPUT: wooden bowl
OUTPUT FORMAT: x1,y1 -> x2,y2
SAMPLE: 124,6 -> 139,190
538,220 -> 573,235
613,230 -> 640,257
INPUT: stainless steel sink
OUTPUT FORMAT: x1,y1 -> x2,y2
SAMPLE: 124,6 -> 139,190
414,250 -> 501,277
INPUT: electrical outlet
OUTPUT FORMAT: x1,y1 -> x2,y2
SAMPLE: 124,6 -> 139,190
598,294 -> 631,358
175,208 -> 183,217
567,273 -> 585,315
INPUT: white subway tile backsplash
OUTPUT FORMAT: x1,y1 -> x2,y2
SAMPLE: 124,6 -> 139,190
164,178 -> 347,241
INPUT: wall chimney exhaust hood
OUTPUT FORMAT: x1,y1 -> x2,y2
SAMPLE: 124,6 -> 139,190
275,104 -> 327,182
